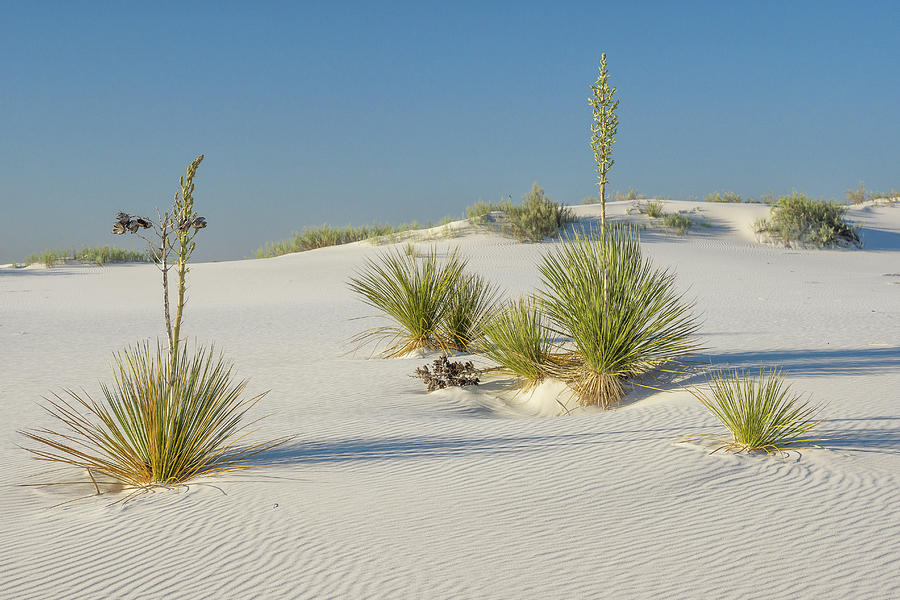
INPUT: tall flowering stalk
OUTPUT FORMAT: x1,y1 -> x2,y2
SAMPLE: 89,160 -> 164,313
590,54 -> 619,235
113,155 -> 207,376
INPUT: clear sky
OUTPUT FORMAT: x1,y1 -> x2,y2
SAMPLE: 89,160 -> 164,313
1,0 -> 898,262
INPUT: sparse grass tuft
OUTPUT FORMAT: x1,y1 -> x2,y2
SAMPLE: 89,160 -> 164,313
25,246 -> 149,267
689,368 -> 825,455
22,342 -> 283,489
506,182 -> 574,242
755,192 -> 860,247
845,181 -> 900,205
539,225 -> 700,408
348,247 -> 467,357
645,199 -> 665,218
614,188 -> 644,202
704,191 -> 744,203
466,198 -> 511,224
663,213 -> 693,234
254,222 -> 427,258
479,297 -> 554,389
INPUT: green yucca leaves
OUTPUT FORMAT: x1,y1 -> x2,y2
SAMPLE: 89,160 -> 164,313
692,368 -> 825,454
23,342 -> 283,489
479,297 -> 554,389
539,225 -> 700,407
442,273 -> 502,352
348,247 -> 468,357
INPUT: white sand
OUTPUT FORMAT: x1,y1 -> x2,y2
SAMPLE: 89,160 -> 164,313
1,200 -> 898,599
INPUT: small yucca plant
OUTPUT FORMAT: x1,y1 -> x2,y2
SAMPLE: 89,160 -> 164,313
479,297 -> 554,389
348,247 -> 467,357
23,342 -> 283,489
540,225 -> 700,407
690,368 -> 825,454
442,273 -> 501,353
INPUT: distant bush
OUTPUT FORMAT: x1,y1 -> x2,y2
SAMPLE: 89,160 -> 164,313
414,355 -> 480,392
845,181 -> 900,205
254,222 -> 426,258
663,213 -> 693,235
689,368 -> 824,455
466,198 -> 510,224
614,188 -> 644,202
704,191 -> 743,203
25,245 -> 149,267
645,199 -> 665,218
506,183 -> 575,242
755,192 -> 860,247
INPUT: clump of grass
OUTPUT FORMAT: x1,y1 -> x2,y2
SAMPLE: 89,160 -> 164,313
479,297 -> 554,389
704,191 -> 744,203
466,198 -> 511,224
689,368 -> 825,455
614,188 -> 644,202
348,247 -> 467,357
25,246 -> 148,267
755,191 -> 860,247
663,213 -> 693,234
506,182 -> 574,242
845,181 -> 900,204
645,199 -> 665,218
442,273 -> 501,353
23,342 -> 282,489
539,225 -> 700,407
254,222 -> 427,258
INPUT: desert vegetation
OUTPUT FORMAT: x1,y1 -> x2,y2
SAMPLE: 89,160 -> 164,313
539,225 -> 700,407
23,156 -> 282,492
845,181 -> 900,204
703,191 -> 744,203
755,191 -> 860,247
589,53 -> 619,231
348,247 -> 496,357
414,355 -> 480,392
479,297 -> 554,390
25,245 -> 149,267
464,183 -> 573,242
688,368 -> 825,454
254,222 -> 428,258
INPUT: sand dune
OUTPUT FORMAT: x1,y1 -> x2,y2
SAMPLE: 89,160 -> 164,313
1,201 -> 898,599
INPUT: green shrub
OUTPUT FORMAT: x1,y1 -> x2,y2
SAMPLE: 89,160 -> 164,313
689,368 -> 824,454
505,182 -> 574,242
845,181 -> 899,204
756,192 -> 860,247
613,188 -> 644,202
663,213 -> 693,234
441,273 -> 501,353
704,191 -> 743,203
479,297 -> 554,389
23,342 -> 282,488
539,225 -> 700,407
466,198 -> 511,224
645,199 -> 665,218
348,247 -> 467,357
254,222 -> 427,258
25,246 -> 148,267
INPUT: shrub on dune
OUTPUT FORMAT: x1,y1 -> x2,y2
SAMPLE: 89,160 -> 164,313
690,368 -> 824,454
348,247 -> 467,357
441,273 -> 501,353
479,297 -> 554,389
755,191 -> 860,247
539,225 -> 700,408
506,182 -> 575,242
24,343 -> 280,488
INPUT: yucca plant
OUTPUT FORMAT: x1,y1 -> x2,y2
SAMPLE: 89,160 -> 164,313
689,368 -> 825,454
348,247 -> 467,357
479,297 -> 554,389
23,343 -> 282,489
442,273 -> 501,353
539,225 -> 700,407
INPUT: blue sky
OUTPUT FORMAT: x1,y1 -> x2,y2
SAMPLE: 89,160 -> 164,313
1,0 -> 898,262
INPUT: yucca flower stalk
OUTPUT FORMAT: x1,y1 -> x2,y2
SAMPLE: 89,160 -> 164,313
23,342 -> 284,488
540,225 -> 700,407
690,368 -> 825,454
348,247 -> 467,357
479,297 -> 554,389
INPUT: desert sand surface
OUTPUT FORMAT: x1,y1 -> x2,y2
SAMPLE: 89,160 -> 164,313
1,200 -> 898,599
